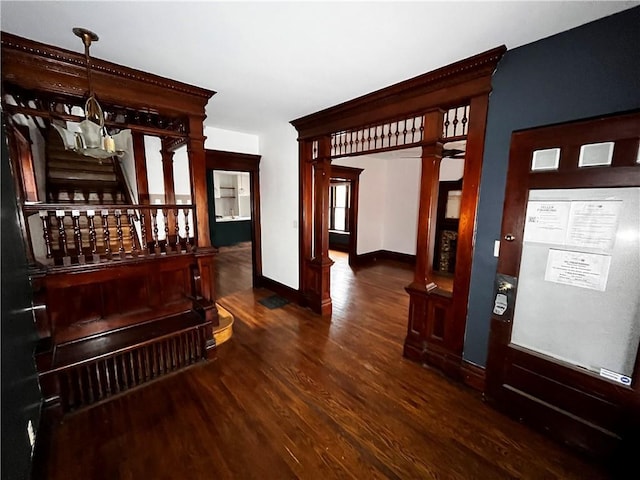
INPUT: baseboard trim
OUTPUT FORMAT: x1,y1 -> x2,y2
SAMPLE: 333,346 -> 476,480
355,249 -> 416,266
461,360 -> 486,392
257,275 -> 304,305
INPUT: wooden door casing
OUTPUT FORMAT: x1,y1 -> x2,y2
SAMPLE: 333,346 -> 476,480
485,111 -> 640,466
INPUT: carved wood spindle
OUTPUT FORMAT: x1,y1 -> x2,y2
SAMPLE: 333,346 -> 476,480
139,212 -> 148,256
72,210 -> 86,264
56,210 -> 71,266
127,209 -> 139,257
174,208 -> 181,253
162,208 -> 170,254
39,210 -> 53,259
87,210 -> 97,261
151,209 -> 161,255
114,209 -> 126,259
101,209 -> 112,260
183,208 -> 191,251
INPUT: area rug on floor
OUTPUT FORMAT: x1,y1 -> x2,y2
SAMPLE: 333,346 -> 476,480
259,295 -> 290,309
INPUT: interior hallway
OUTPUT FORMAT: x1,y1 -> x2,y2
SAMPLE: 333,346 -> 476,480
37,252 -> 609,479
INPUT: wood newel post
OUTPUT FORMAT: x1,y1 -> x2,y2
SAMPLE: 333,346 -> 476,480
412,109 -> 444,289
187,116 -> 210,248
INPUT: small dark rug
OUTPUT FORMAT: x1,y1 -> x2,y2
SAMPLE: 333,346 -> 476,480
259,294 -> 290,309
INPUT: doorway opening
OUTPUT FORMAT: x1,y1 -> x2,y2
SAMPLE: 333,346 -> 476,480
291,46 -> 505,381
205,150 -> 262,300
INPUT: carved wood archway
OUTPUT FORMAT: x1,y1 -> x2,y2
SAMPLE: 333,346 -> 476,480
291,46 -> 505,381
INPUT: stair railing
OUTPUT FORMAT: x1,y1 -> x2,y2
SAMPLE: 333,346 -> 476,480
22,204 -> 196,267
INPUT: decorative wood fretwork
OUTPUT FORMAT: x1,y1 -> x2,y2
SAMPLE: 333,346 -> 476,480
329,105 -> 469,159
3,85 -> 189,137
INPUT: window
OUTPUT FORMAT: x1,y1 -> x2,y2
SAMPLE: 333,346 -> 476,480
329,182 -> 350,232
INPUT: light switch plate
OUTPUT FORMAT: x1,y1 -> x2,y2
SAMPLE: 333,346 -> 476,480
493,240 -> 500,257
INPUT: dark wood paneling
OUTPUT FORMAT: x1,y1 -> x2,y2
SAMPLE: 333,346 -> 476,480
43,254 -> 204,344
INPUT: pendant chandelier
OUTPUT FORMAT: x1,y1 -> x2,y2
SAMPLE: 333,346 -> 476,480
53,27 -> 128,159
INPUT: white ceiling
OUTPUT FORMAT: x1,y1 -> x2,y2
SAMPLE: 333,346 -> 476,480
1,1 -> 637,135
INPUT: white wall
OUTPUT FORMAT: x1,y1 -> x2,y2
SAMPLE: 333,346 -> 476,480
332,156 -> 386,255
333,154 -> 463,257
382,157 -> 421,255
258,123 -> 299,289
144,135 -> 164,203
205,126 -> 259,154
172,145 -> 191,203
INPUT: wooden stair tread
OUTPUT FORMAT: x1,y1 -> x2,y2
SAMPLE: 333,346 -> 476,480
213,304 -> 234,346
52,311 -> 207,370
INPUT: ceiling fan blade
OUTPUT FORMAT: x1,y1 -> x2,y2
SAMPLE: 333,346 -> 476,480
442,148 -> 465,158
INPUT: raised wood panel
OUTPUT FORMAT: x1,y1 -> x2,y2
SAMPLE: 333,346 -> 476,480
44,255 -> 199,344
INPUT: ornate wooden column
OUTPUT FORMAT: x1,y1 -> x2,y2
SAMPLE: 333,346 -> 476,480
187,115 -> 218,340
404,109 -> 445,361
299,140 -> 314,301
305,136 -> 334,316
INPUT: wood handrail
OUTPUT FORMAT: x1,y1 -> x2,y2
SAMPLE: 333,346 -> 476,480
23,203 -> 195,213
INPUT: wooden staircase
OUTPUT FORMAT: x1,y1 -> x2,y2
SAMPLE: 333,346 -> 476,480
45,127 -> 140,262
46,127 -> 128,205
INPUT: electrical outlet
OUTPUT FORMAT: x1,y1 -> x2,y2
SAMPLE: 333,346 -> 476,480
27,420 -> 35,454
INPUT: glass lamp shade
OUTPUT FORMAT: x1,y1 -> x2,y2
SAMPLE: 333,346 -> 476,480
53,120 -> 129,159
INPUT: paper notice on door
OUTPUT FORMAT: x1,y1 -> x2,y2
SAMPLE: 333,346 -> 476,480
566,200 -> 622,251
523,201 -> 571,244
544,249 -> 612,291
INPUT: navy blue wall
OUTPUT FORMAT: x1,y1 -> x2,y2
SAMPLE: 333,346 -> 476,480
464,7 -> 640,366
1,128 -> 42,479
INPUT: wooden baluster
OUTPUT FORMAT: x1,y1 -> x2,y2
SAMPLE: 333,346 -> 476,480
120,356 -> 129,389
162,208 -> 170,254
112,357 -> 121,394
115,209 -> 126,259
102,209 -> 112,260
56,210 -> 71,266
104,360 -> 112,396
127,209 -> 139,258
129,352 -> 137,386
39,210 -> 53,259
72,210 -> 86,264
174,208 -> 181,253
183,208 -> 191,252
85,365 -> 94,404
151,209 -> 161,255
87,210 -> 97,262
95,362 -> 103,400
139,212 -> 148,256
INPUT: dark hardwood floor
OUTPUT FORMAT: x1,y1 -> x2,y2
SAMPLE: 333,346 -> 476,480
38,250 -> 611,479
215,241 -> 253,298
